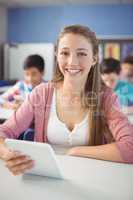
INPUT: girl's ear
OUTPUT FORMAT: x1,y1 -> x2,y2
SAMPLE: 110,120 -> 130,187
92,55 -> 98,66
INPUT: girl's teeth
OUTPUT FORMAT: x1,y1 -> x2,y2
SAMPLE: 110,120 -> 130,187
66,69 -> 81,74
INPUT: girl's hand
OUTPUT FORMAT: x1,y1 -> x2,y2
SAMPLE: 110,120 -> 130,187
0,141 -> 34,175
67,147 -> 79,156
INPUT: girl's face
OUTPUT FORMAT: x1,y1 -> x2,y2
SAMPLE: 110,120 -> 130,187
57,33 -> 96,85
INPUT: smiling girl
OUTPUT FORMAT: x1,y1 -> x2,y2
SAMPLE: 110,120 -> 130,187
0,25 -> 133,176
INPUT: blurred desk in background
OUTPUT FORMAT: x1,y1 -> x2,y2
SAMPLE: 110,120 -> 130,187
0,86 -> 12,94
0,108 -> 14,123
127,114 -> 133,124
0,79 -> 17,95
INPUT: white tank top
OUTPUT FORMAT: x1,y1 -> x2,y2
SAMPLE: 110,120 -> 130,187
47,89 -> 89,154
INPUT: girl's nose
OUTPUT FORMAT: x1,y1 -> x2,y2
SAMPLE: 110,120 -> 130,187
68,54 -> 79,66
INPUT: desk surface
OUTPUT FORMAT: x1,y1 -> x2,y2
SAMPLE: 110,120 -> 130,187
0,155 -> 133,200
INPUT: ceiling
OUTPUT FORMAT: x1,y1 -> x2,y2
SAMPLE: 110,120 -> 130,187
0,0 -> 133,8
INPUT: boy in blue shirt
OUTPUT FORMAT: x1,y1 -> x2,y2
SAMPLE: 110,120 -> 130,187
100,58 -> 133,109
0,54 -> 45,109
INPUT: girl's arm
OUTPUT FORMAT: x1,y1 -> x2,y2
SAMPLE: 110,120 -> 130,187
68,143 -> 123,163
69,90 -> 133,164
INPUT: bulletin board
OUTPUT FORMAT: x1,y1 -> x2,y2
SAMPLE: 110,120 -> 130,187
98,38 -> 133,62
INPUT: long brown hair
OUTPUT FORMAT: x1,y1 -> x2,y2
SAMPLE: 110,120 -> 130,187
52,24 -> 114,145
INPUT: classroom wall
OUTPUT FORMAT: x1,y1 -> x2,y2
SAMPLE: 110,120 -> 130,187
7,4 -> 133,43
0,6 -> 7,78
0,6 -> 7,43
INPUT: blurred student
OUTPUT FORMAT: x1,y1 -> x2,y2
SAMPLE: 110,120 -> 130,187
100,58 -> 133,109
121,55 -> 133,84
0,54 -> 45,110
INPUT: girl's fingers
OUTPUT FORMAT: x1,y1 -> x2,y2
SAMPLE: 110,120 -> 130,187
5,155 -> 31,168
1,144 -> 34,175
2,147 -> 22,161
7,160 -> 34,175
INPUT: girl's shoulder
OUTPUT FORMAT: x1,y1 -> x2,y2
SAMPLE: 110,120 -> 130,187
34,81 -> 55,93
28,81 -> 55,107
101,86 -> 119,111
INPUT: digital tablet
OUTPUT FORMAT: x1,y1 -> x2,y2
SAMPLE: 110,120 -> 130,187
5,139 -> 64,179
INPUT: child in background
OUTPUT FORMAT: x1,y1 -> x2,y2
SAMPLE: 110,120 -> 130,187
0,54 -> 45,110
121,55 -> 133,84
100,58 -> 133,110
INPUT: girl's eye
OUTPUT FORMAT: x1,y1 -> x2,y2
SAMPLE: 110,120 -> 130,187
77,52 -> 87,56
60,51 -> 69,56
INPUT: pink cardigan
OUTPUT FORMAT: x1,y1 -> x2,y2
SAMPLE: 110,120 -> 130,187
0,82 -> 133,163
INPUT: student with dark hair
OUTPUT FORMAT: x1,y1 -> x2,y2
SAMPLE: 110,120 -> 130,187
100,58 -> 121,89
121,55 -> 133,84
23,54 -> 45,75
0,54 -> 45,109
100,58 -> 133,107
